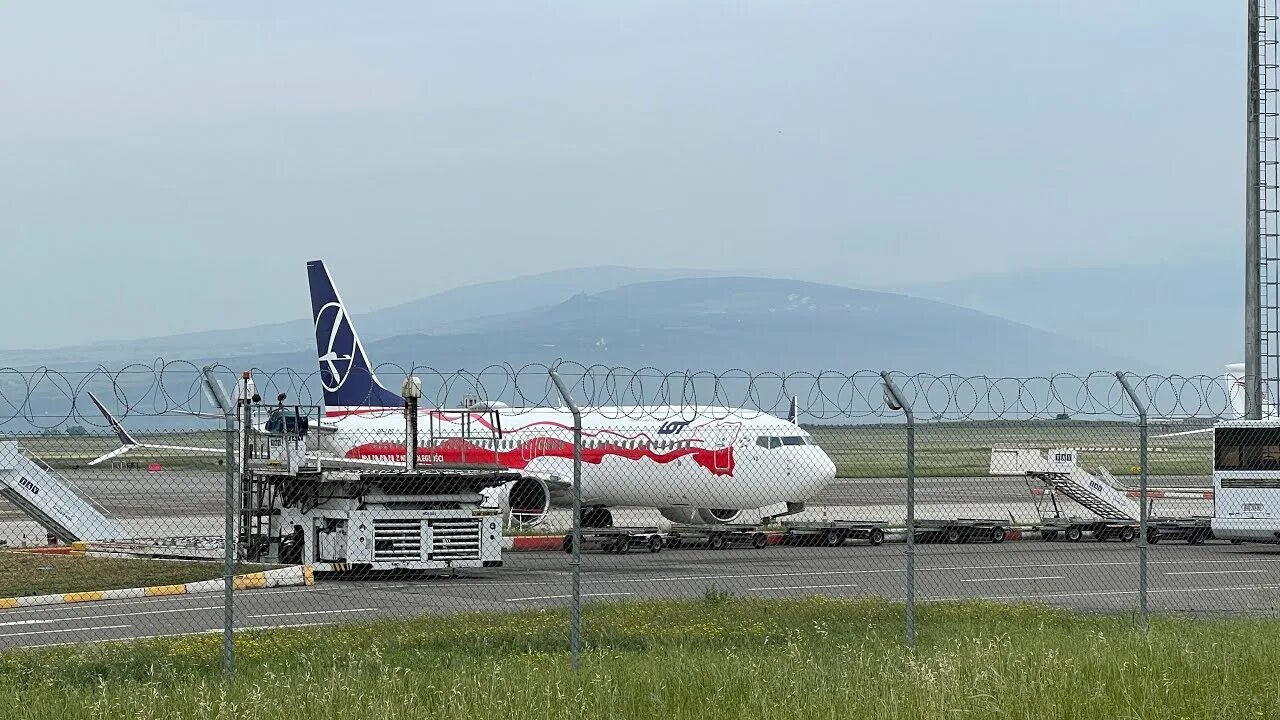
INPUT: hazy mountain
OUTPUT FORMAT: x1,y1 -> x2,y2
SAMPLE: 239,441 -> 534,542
6,275 -> 1152,424
897,256 -> 1239,376
223,276 -> 1147,377
0,266 -> 711,368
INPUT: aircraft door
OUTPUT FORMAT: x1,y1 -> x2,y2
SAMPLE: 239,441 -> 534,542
714,431 -> 732,472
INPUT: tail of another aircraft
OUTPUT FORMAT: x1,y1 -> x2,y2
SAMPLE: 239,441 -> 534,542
1224,363 -> 1247,419
1222,362 -> 1280,419
306,260 -> 403,409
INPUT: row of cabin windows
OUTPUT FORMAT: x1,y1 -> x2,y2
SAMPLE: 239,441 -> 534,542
438,435 -> 809,452
756,436 -> 812,449
480,437 -> 703,452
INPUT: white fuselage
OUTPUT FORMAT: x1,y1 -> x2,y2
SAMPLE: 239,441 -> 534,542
316,405 -> 837,511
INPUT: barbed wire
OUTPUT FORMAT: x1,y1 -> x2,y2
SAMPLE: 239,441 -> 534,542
0,359 -> 1237,429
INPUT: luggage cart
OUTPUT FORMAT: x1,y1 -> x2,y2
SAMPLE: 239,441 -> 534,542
914,518 -> 1009,544
1146,516 -> 1215,544
563,527 -> 666,554
780,520 -> 889,547
665,523 -> 770,550
1038,517 -> 1138,542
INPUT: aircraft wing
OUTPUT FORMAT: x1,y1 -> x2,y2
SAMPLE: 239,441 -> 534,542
1152,427 -> 1214,438
84,391 -> 224,466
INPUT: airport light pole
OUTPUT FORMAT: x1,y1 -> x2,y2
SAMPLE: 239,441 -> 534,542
1248,0 -> 1264,420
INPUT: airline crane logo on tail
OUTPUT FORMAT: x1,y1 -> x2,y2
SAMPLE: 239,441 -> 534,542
315,301 -> 355,393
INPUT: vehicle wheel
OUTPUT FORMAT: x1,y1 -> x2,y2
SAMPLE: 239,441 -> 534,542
752,533 -> 768,549
1147,529 -> 1160,544
648,535 -> 664,553
823,531 -> 843,547
1120,527 -> 1136,543
562,535 -> 574,553
708,534 -> 725,550
990,526 -> 1005,544
869,528 -> 885,546
945,528 -> 961,544
1066,527 -> 1082,542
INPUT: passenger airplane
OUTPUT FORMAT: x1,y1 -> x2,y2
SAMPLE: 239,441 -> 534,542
87,260 -> 838,529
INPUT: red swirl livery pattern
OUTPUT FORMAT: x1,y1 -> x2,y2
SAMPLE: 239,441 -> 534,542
345,436 -> 735,476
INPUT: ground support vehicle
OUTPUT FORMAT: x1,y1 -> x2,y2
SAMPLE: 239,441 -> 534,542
1038,518 -> 1138,542
913,518 -> 1010,544
562,527 -> 666,554
1146,516 -> 1215,544
665,523 -> 770,550
780,520 -> 888,547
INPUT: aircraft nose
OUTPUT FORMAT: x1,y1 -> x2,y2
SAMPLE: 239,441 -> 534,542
818,450 -> 837,482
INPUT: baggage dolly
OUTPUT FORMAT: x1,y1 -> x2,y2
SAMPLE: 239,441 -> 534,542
1145,516 -> 1215,545
563,527 -> 666,554
914,518 -> 1010,544
1038,517 -> 1138,543
780,520 -> 889,547
665,523 -> 770,550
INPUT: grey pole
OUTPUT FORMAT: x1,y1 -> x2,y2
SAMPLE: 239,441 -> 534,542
222,404 -> 235,680
1117,372 -> 1149,629
200,365 -> 241,680
403,377 -> 421,471
1248,0 -> 1263,420
548,368 -> 583,669
880,371 -> 915,647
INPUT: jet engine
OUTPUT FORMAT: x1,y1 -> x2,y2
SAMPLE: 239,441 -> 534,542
483,476 -> 552,528
658,507 -> 743,525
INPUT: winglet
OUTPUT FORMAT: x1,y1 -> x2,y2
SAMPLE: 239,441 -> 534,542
86,391 -> 139,447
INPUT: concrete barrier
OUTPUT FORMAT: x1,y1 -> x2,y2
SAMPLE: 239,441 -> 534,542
0,565 -> 312,609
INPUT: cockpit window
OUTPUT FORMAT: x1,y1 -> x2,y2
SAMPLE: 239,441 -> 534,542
757,435 -> 809,448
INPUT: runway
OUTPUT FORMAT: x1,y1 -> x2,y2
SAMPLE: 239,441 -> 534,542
2,540 -> 1276,650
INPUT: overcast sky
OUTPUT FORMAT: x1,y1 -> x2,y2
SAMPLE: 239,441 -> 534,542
1,2 -> 1238,348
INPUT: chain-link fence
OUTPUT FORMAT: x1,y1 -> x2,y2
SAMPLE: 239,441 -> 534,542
0,361 -> 1269,672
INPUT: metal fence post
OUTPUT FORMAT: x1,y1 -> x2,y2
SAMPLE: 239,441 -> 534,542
549,368 -> 583,669
1116,372 -> 1149,630
880,371 -> 915,647
199,366 -> 238,676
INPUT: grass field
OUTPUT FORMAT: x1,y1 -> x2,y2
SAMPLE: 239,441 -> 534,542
4,420 -> 1215,478
809,421 -> 1213,478
0,597 -> 1274,719
0,552 -> 237,598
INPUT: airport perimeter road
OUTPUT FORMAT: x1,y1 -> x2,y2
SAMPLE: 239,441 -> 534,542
2,541 -> 1277,650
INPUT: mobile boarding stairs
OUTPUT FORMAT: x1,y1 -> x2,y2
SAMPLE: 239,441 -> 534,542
989,448 -> 1212,543
0,440 -> 124,543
